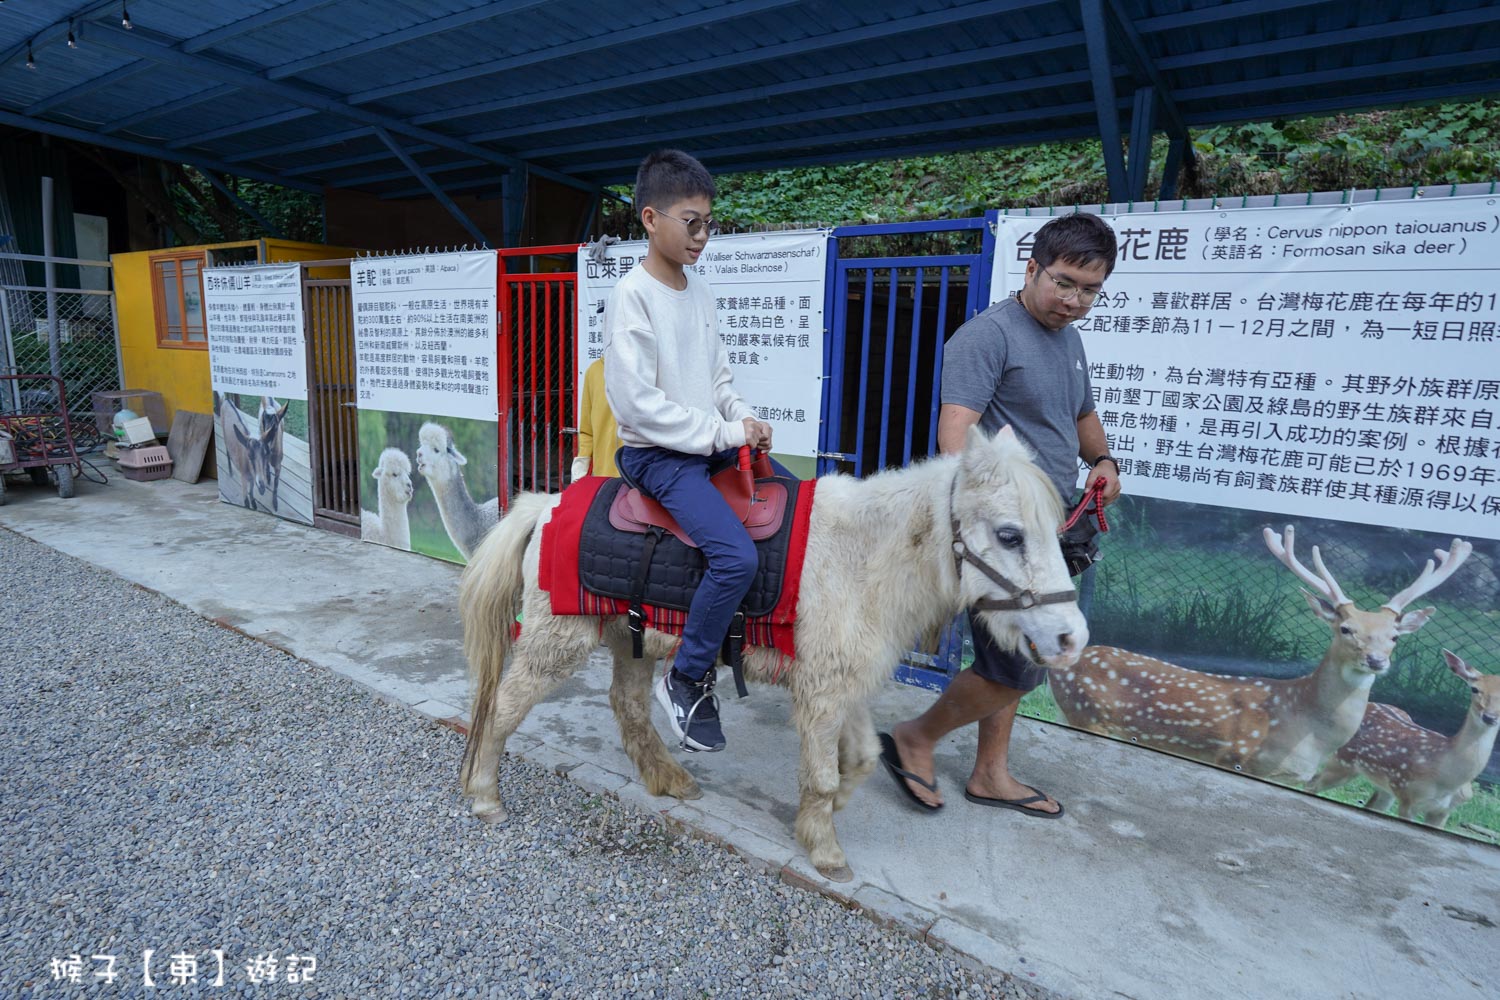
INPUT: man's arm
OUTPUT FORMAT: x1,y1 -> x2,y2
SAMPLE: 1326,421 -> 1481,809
938,404 -> 983,456
1076,410 -> 1122,504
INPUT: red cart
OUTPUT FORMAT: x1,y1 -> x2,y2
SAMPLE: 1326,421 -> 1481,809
0,373 -> 81,503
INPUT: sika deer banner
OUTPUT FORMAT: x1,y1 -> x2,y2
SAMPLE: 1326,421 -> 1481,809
988,197 -> 1500,844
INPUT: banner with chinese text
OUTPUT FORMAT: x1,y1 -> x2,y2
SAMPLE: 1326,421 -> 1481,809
577,230 -> 829,463
350,251 -> 499,563
989,197 -> 1499,844
204,263 -> 313,525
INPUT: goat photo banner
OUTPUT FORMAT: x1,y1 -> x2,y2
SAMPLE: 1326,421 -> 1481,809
204,263 -> 313,525
991,196 -> 1500,541
350,250 -> 500,564
576,230 -> 830,461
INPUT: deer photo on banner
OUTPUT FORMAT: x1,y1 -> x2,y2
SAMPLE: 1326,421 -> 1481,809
990,196 -> 1500,843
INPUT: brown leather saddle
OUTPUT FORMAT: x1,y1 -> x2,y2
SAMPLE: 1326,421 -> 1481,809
610,445 -> 789,547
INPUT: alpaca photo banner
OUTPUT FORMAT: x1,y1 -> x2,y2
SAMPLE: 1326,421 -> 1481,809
204,263 -> 313,525
988,196 -> 1500,844
350,251 -> 499,564
576,230 -> 829,464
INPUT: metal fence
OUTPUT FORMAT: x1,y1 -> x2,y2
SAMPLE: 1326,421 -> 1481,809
0,255 -> 121,449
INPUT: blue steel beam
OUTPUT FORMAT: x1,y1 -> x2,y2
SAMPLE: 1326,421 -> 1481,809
0,107 -> 321,192
465,31 -> 1086,143
1126,86 -> 1155,201
520,70 -> 1097,160
267,0 -> 550,80
1180,79 -> 1500,129
413,0 -> 1059,126
374,128 -> 489,246
1175,47 -> 1500,103
181,0 -> 342,54
200,170 -> 285,239
1157,7 -> 1500,70
25,61 -> 150,116
100,84 -> 239,135
1137,0 -> 1337,32
168,108 -> 321,150
1159,136 -> 1185,200
76,21 -> 594,194
1105,0 -> 1195,168
225,126 -> 379,163
1081,0 -> 1128,203
351,0 -> 801,105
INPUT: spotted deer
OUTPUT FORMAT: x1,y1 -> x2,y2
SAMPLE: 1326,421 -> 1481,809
1307,651 -> 1500,828
1049,526 -> 1472,783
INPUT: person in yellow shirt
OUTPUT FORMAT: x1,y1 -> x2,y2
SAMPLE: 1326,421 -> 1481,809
571,357 -> 622,479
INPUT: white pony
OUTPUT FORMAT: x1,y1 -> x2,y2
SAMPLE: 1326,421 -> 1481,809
459,426 -> 1086,881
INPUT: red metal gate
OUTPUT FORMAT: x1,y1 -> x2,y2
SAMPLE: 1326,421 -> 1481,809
497,245 -> 578,511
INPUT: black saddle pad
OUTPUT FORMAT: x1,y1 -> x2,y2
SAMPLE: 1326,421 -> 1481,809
577,476 -> 802,617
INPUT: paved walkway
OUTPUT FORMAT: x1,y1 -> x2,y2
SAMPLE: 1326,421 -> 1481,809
3,471 -> 1496,999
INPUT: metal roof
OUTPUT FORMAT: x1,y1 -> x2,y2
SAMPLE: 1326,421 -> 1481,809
3,0 -> 1498,205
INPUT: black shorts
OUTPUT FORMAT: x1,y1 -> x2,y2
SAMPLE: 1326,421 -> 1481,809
966,609 -> 1048,693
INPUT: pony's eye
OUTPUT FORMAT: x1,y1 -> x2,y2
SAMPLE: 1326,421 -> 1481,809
994,528 -> 1024,550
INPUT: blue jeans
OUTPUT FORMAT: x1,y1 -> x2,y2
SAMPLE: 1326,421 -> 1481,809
617,446 -> 793,681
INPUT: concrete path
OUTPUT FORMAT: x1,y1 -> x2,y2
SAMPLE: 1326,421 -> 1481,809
3,471 -> 1496,999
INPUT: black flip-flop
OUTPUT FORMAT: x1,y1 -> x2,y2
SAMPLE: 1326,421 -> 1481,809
878,732 -> 942,812
964,785 -> 1064,819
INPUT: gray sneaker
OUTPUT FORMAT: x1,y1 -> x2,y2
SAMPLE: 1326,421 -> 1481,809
655,668 -> 725,753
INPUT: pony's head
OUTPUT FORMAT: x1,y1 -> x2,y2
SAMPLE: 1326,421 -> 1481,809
953,424 -> 1087,670
415,422 -> 466,484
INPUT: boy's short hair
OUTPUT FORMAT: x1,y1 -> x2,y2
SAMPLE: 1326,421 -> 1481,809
1030,213 -> 1118,278
634,149 -> 716,211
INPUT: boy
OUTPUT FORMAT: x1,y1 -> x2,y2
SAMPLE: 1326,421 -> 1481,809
603,149 -> 775,753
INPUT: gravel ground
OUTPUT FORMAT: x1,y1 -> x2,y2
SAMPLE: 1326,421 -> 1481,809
0,527 -> 1051,999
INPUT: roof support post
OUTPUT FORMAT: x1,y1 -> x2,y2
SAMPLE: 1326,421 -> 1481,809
1126,86 -> 1156,200
580,189 -> 602,243
374,128 -> 489,247
1105,0 -> 1196,168
502,166 -> 528,252
1082,0 -> 1128,202
1159,136 -> 1186,200
199,170 -> 285,239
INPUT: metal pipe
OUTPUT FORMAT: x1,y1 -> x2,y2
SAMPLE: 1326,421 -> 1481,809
41,176 -> 62,382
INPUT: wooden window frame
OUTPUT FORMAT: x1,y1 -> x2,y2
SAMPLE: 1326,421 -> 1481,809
150,249 -> 209,350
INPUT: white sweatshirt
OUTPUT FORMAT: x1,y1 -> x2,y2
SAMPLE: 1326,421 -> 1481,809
602,265 -> 753,455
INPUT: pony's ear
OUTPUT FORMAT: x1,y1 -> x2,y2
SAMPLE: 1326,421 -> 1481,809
994,423 -> 1018,443
960,424 -> 1000,484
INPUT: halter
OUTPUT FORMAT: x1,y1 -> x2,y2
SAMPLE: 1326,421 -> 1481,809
948,474 -> 1078,613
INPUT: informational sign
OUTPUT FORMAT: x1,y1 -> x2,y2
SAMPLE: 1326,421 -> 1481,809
204,263 -> 305,399
204,263 -> 312,525
350,250 -> 500,564
577,230 -> 829,459
991,197 -> 1500,540
350,250 -> 498,421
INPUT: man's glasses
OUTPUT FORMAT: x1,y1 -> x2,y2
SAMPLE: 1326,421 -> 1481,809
654,211 -> 719,238
1039,264 -> 1102,304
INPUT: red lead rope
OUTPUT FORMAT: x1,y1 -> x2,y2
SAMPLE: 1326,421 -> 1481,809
1060,477 -> 1109,534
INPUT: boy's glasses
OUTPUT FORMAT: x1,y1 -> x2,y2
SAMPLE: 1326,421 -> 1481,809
1038,264 -> 1102,304
654,211 -> 719,238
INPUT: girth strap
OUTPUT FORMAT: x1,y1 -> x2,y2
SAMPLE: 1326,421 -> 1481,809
628,526 -> 664,659
720,610 -> 749,698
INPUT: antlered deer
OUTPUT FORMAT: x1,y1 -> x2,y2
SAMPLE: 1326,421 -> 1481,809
1307,651 -> 1500,828
1049,526 -> 1471,784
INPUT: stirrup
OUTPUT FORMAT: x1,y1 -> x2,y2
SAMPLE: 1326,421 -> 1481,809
677,671 -> 719,754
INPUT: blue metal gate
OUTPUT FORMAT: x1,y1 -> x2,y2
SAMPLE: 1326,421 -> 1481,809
819,216 -> 996,689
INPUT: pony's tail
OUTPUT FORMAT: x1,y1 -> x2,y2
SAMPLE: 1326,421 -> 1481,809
458,491 -> 551,786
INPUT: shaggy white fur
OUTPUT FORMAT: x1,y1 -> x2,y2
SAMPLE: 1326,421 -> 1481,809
415,422 -> 499,559
360,447 -> 414,551
458,426 -> 1086,882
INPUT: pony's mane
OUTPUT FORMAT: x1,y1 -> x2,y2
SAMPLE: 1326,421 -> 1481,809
991,432 -> 1065,529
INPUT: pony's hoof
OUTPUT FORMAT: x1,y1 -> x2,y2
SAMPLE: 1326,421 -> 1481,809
816,863 -> 854,883
675,782 -> 703,801
473,806 -> 508,825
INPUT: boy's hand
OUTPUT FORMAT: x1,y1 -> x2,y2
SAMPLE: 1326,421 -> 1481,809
741,418 -> 773,451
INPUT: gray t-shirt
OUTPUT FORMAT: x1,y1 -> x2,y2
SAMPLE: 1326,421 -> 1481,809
941,295 -> 1094,496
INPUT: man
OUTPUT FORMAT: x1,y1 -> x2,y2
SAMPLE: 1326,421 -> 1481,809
881,212 -> 1123,816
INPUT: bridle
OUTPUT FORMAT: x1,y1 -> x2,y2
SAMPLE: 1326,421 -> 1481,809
948,473 -> 1078,612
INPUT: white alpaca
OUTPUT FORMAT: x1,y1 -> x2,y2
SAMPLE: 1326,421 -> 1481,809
415,422 -> 499,559
361,447 -> 414,551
